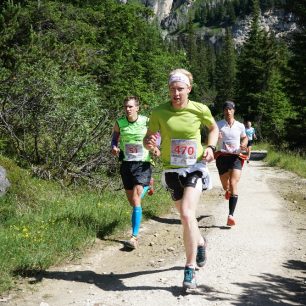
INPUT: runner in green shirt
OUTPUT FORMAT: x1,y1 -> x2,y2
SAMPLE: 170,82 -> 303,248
111,96 -> 159,250
144,69 -> 219,290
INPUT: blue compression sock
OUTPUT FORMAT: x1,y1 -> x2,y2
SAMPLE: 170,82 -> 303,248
131,206 -> 142,237
141,186 -> 150,199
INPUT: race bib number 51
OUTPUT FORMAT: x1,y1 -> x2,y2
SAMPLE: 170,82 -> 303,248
125,143 -> 143,161
171,139 -> 197,166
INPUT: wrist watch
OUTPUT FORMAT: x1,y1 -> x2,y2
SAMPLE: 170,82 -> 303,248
207,145 -> 216,152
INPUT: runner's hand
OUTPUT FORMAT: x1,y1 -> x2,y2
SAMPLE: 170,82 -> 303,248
240,144 -> 247,151
202,148 -> 214,163
151,147 -> 161,157
112,146 -> 120,156
145,134 -> 157,151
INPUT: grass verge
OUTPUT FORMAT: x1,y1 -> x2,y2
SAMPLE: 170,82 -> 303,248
0,155 -> 171,295
253,142 -> 306,178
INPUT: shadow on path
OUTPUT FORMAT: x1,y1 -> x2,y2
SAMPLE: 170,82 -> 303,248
150,214 -> 210,225
200,225 -> 232,230
233,259 -> 306,305
14,266 -> 230,300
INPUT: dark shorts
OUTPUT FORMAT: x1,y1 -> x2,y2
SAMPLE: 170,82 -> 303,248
216,155 -> 243,175
163,171 -> 202,201
120,161 -> 152,190
247,140 -> 253,147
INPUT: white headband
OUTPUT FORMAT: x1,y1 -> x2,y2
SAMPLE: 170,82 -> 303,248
168,73 -> 191,86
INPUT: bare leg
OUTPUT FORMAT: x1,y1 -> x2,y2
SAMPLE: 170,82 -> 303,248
248,145 -> 252,161
228,169 -> 242,195
219,172 -> 230,192
125,184 -> 143,207
175,187 -> 203,267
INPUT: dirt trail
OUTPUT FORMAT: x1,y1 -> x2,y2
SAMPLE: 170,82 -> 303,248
2,161 -> 306,306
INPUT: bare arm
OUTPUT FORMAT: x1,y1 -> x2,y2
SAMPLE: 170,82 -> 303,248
240,135 -> 248,151
203,121 -> 219,163
144,130 -> 160,156
111,122 -> 120,156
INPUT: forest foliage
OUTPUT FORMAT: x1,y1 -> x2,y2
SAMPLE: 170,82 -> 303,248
0,0 -> 185,183
0,0 -> 305,184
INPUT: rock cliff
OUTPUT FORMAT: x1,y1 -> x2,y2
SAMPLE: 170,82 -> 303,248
139,0 -> 173,21
119,0 -> 192,23
232,9 -> 296,47
119,1 -> 297,46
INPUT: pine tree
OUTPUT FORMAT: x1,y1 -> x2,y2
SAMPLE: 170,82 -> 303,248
190,38 -> 210,103
236,0 -> 267,118
227,1 -> 237,25
257,68 -> 292,143
186,15 -> 197,66
285,0 -> 306,149
215,28 -> 237,111
236,0 -> 292,147
200,4 -> 208,26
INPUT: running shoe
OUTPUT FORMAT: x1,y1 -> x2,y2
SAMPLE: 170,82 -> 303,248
225,190 -> 231,200
148,178 -> 154,196
196,237 -> 207,267
183,266 -> 197,289
227,215 -> 235,226
125,236 -> 138,249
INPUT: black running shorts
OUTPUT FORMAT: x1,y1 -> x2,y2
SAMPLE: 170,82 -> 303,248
216,155 -> 243,175
120,161 -> 152,190
164,171 -> 202,201
247,140 -> 254,147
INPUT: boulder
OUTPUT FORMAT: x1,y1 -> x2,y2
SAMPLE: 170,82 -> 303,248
0,166 -> 10,196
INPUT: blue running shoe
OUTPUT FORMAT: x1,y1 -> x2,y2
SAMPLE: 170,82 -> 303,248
196,237 -> 207,267
183,266 -> 197,289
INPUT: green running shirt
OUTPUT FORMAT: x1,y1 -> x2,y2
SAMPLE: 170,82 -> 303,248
117,115 -> 150,162
148,100 -> 215,169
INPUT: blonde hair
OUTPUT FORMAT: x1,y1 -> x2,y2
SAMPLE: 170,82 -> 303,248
169,68 -> 193,86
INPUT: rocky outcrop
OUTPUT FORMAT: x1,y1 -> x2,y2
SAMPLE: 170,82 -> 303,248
140,0 -> 173,21
161,6 -> 297,46
160,1 -> 193,33
0,166 -> 10,196
119,0 -> 193,25
119,1 -> 297,47
233,9 -> 297,47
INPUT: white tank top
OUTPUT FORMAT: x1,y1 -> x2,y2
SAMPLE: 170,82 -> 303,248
217,119 -> 246,154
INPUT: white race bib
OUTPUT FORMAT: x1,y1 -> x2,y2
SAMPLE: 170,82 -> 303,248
125,143 -> 143,161
170,139 -> 197,166
221,141 -> 240,154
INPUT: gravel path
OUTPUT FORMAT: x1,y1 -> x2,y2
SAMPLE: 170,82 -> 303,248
3,161 -> 306,306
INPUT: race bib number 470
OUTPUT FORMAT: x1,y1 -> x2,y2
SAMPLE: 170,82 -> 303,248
171,139 -> 197,166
